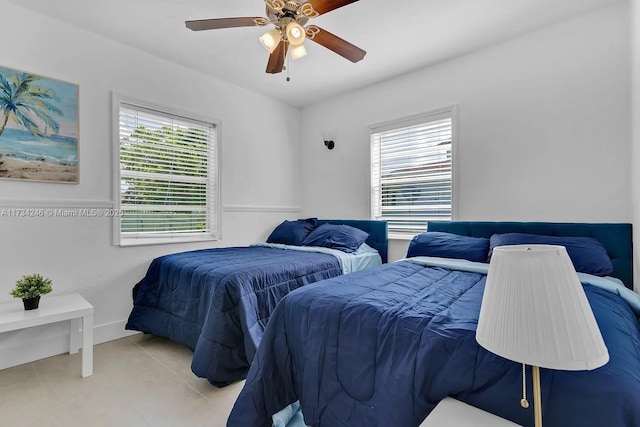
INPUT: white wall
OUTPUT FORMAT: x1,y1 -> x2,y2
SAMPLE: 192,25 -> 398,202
301,3 -> 632,263
632,0 -> 640,293
0,2 -> 302,368
0,1 -> 635,369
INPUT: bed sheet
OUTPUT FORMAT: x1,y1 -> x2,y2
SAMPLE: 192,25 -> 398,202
254,242 -> 382,274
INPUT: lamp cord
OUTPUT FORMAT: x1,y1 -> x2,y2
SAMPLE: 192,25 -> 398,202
521,363 -> 530,408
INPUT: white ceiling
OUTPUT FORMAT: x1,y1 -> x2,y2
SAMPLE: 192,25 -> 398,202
7,0 -> 622,108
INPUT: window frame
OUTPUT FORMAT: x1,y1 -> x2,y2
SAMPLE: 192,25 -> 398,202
369,106 -> 457,239
111,93 -> 221,246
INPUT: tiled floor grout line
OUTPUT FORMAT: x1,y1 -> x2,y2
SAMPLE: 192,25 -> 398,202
120,336 -> 205,427
127,335 -> 213,401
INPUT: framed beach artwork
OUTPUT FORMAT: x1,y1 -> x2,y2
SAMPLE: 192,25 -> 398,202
0,65 -> 78,183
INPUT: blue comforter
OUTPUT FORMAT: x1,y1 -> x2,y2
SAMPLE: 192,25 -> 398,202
228,261 -> 640,426
125,246 -> 342,386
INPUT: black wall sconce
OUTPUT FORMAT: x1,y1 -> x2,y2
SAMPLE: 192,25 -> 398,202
322,130 -> 335,150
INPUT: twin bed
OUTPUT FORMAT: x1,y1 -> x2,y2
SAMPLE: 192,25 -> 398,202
228,221 -> 640,427
125,219 -> 388,386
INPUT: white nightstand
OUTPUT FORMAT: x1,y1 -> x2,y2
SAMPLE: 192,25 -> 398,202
420,397 -> 521,426
0,293 -> 94,377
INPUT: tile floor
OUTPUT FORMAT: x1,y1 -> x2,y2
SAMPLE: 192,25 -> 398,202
0,334 -> 244,427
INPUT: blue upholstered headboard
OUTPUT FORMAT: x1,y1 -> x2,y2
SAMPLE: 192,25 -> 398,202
427,221 -> 633,289
317,219 -> 388,264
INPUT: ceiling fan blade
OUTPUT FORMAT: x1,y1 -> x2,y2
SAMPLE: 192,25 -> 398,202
186,17 -> 266,31
266,42 -> 289,74
306,0 -> 358,15
307,26 -> 366,63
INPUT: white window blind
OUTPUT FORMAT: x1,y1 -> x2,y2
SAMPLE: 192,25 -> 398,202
115,100 -> 218,245
371,109 -> 454,236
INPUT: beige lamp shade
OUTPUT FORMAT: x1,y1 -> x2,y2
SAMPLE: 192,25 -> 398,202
260,29 -> 281,53
476,245 -> 609,371
290,43 -> 308,60
286,22 -> 306,46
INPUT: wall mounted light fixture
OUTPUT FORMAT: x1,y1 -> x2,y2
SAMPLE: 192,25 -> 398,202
322,130 -> 335,150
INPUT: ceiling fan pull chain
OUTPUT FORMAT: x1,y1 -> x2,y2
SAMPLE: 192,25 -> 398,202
286,54 -> 291,82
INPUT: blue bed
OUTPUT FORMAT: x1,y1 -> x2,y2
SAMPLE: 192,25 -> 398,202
228,221 -> 640,426
125,219 -> 387,386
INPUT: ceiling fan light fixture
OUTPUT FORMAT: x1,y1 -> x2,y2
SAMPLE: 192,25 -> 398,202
290,43 -> 308,60
186,0 -> 367,75
286,21 -> 306,46
260,28 -> 281,53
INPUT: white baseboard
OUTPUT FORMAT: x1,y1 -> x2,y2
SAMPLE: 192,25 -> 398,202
0,319 -> 139,371
94,319 -> 140,345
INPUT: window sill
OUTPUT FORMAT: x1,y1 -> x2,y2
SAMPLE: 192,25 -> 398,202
117,235 -> 218,247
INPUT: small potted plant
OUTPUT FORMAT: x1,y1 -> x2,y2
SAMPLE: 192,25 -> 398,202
10,273 -> 53,310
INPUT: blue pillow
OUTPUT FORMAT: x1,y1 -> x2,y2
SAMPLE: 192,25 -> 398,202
489,233 -> 613,276
407,232 -> 490,262
267,218 -> 318,246
301,224 -> 369,253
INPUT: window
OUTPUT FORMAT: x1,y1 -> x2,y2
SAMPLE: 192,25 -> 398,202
370,107 -> 455,237
113,95 -> 219,246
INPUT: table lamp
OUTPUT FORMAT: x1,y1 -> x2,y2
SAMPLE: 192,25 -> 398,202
476,244 -> 609,427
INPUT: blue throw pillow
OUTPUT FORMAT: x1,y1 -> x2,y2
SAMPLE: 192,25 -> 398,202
302,224 -> 369,253
489,233 -> 613,276
267,218 -> 318,246
406,232 -> 490,263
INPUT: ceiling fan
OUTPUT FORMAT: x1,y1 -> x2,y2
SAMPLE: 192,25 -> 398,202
185,0 -> 366,74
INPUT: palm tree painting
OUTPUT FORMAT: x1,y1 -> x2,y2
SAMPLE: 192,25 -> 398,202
0,65 -> 78,183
